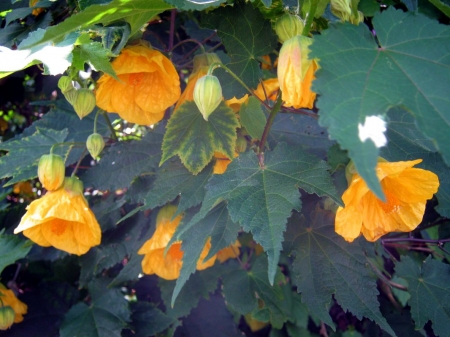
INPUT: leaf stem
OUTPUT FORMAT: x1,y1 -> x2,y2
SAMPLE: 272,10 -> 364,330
207,62 -> 254,96
93,109 -> 100,134
71,148 -> 87,177
366,256 -> 408,291
258,93 -> 283,161
171,39 -> 206,54
100,109 -> 118,142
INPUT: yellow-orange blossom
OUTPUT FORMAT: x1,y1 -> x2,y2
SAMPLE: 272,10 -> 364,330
335,159 -> 439,242
0,284 -> 27,329
96,44 -> 180,125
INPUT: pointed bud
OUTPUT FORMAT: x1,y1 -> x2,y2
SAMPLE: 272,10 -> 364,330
0,306 -> 15,330
73,89 -> 96,119
193,75 -> 222,121
64,176 -> 84,196
58,76 -> 73,93
275,14 -> 304,43
235,135 -> 247,153
330,0 -> 352,21
38,154 -> 65,191
63,88 -> 78,106
86,133 -> 105,159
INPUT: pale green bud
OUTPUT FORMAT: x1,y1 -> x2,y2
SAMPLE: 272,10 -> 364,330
73,89 -> 96,119
193,75 -> 223,121
38,154 -> 65,191
274,14 -> 304,43
86,133 -> 105,159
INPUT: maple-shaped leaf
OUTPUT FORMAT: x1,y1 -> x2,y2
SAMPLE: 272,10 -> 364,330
82,129 -> 163,191
283,210 -> 395,336
60,280 -> 130,337
313,7 -> 450,199
161,101 -> 239,174
142,159 -> 213,214
72,41 -> 117,79
0,127 -> 68,186
186,142 -> 341,284
170,203 -> 240,305
201,1 -> 278,98
396,256 -> 450,337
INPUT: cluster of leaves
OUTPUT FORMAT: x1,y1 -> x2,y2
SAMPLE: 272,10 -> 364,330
0,0 -> 450,336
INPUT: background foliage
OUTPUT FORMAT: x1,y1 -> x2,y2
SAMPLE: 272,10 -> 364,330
0,0 -> 449,336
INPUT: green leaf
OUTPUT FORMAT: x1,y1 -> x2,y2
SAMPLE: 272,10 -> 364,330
187,142 -> 341,285
129,302 -> 175,337
201,1 -> 278,98
0,127 -> 68,186
222,257 -> 291,329
171,203 -> 240,306
82,129 -> 163,191
429,0 -> 450,17
396,256 -> 450,337
161,101 -> 239,175
159,264 -> 222,318
142,159 -> 213,214
72,42 -> 117,79
313,7 -> 450,200
240,96 -> 266,140
380,108 -> 450,217
0,232 -> 31,274
163,0 -> 226,10
19,0 -> 172,49
283,210 -> 395,336
60,280 -> 130,337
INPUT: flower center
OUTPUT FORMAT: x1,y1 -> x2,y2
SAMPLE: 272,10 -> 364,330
168,244 -> 184,261
128,73 -> 144,87
50,220 -> 68,236
377,190 -> 401,214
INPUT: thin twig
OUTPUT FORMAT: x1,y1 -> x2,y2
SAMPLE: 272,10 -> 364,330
168,9 -> 176,52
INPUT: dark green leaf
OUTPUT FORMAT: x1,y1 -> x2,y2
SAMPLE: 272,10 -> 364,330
161,101 -> 239,175
60,280 -> 130,337
171,203 -> 240,305
187,142 -> 341,285
0,232 -> 31,274
143,159 -> 213,214
428,0 -> 450,17
396,256 -> 450,337
19,0 -> 172,48
283,210 -> 395,335
0,127 -> 68,186
240,96 -> 266,140
129,302 -> 175,337
163,0 -> 226,10
201,1 -> 278,98
82,130 -> 163,191
313,8 -> 450,199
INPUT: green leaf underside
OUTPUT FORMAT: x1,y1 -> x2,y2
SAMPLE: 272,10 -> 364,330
0,127 -> 68,186
185,142 -> 341,285
396,256 -> 450,337
171,203 -> 240,306
201,1 -> 278,98
283,210 -> 395,336
163,0 -> 226,10
380,108 -> 450,217
161,101 -> 239,175
240,96 -> 266,140
60,281 -> 130,337
0,233 -> 31,274
313,7 -> 450,200
19,0 -> 172,49
82,129 -> 163,191
143,159 -> 213,214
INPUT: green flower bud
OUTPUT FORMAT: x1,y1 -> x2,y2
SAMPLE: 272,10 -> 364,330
64,176 -> 84,196
235,135 -> 247,153
330,0 -> 352,21
274,14 -> 304,43
193,75 -> 222,121
0,306 -> 15,330
63,88 -> 78,106
86,133 -> 105,159
73,89 -> 96,119
349,10 -> 364,25
58,76 -> 73,93
38,154 -> 65,191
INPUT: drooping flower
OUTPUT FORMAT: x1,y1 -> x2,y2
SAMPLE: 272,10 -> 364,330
277,35 -> 318,109
14,177 -> 101,255
0,283 -> 27,330
217,240 -> 241,263
335,159 -> 439,242
138,205 -> 216,280
95,44 -> 180,125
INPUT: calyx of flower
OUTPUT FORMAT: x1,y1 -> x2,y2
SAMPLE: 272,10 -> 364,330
38,154 -> 65,191
58,76 -> 73,93
86,133 -> 105,159
274,13 -> 304,43
63,88 -> 78,106
64,176 -> 84,196
0,305 -> 15,330
193,74 -> 223,121
73,89 -> 96,119
192,53 -> 221,71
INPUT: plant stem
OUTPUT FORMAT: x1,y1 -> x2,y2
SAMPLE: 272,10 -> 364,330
258,93 -> 283,157
207,62 -> 255,96
302,0 -> 317,36
71,149 -> 87,177
171,39 -> 206,54
366,257 -> 408,291
169,9 -> 176,52
93,109 -> 100,134
100,109 -> 118,142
